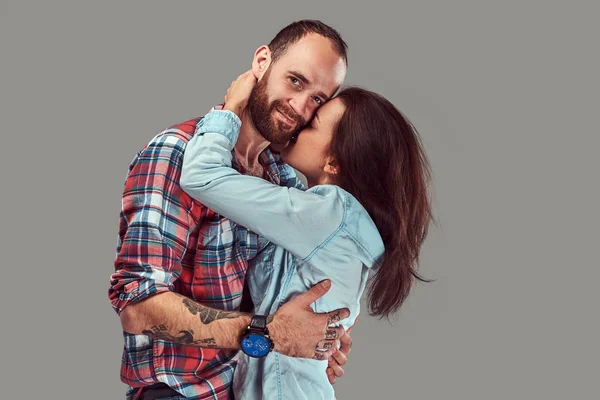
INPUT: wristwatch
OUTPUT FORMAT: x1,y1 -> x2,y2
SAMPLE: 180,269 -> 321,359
240,315 -> 274,358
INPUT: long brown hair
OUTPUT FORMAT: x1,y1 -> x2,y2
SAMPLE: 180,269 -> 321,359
331,87 -> 433,319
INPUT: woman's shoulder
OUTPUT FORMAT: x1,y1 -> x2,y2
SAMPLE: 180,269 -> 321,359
306,184 -> 344,198
309,185 -> 385,266
301,184 -> 347,231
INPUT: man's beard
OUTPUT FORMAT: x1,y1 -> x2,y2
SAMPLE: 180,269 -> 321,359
247,70 -> 306,144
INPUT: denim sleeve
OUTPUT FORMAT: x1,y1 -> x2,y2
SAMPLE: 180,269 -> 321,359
180,110 -> 345,260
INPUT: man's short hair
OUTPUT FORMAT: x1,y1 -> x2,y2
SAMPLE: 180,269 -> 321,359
268,20 -> 348,65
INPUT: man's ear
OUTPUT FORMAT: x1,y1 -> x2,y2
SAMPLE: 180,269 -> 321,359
252,45 -> 272,80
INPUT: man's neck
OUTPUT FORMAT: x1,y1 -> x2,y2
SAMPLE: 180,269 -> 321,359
234,111 -> 271,176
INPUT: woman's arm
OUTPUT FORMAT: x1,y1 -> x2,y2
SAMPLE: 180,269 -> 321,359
180,110 -> 344,260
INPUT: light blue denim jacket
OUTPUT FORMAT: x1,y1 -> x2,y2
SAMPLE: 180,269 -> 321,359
180,110 -> 384,400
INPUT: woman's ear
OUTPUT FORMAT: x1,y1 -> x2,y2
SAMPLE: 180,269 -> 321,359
252,45 -> 272,80
323,157 -> 339,176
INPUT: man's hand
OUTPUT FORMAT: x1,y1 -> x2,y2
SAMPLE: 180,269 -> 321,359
267,280 -> 350,360
326,318 -> 355,384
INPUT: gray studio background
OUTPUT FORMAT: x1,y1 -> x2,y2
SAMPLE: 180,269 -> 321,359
1,1 -> 598,399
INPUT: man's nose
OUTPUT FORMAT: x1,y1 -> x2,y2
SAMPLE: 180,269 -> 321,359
289,94 -> 311,119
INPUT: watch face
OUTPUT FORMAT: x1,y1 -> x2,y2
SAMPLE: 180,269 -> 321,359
241,333 -> 271,358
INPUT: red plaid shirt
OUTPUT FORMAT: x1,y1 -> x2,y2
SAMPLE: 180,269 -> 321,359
109,116 -> 302,399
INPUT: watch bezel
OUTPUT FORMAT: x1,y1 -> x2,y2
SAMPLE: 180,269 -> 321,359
241,330 -> 274,358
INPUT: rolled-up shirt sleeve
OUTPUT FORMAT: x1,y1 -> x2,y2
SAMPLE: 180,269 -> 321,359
109,132 -> 195,314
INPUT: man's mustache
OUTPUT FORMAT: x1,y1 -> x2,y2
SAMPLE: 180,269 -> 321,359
273,102 -> 305,127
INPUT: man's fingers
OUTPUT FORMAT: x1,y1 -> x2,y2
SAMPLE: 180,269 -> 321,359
297,280 -> 331,305
312,347 -> 335,361
324,326 -> 345,340
326,308 -> 350,326
330,347 -> 348,367
315,339 -> 339,351
328,354 -> 346,377
326,367 -> 337,384
339,331 -> 352,355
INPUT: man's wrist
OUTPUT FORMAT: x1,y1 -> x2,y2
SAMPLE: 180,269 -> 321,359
265,314 -> 282,352
239,314 -> 276,358
199,312 -> 251,350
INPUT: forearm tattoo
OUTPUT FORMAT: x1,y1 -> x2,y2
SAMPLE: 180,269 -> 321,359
142,325 -> 217,347
181,297 -> 247,324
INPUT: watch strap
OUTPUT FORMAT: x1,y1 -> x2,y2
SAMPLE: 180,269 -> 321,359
250,315 -> 268,330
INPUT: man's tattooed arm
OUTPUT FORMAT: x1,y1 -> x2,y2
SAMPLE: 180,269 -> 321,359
139,295 -> 278,350
142,325 -> 217,347
181,297 -> 247,324
120,282 -> 347,358
121,291 -> 255,350
180,295 -> 273,325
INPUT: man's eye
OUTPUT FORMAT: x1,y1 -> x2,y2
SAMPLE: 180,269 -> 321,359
290,77 -> 300,86
314,97 -> 323,105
